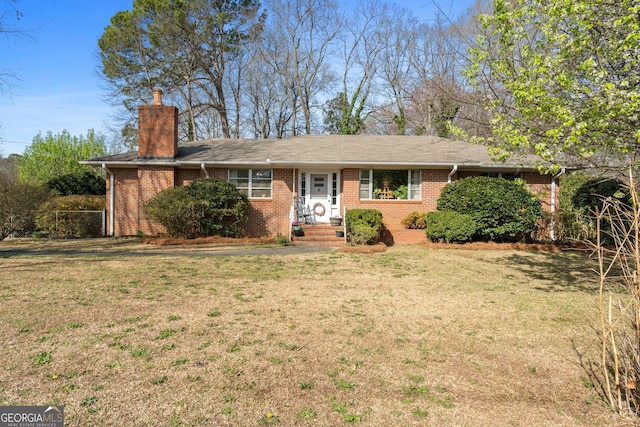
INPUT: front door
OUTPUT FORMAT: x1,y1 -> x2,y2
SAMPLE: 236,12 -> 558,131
308,173 -> 331,222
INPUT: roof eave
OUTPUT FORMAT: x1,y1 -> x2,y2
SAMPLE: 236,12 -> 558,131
81,159 -> 547,171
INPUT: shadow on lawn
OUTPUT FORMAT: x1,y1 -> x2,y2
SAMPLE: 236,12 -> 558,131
495,249 -> 598,294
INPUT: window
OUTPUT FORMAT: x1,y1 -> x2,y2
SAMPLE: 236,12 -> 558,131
300,173 -> 307,197
331,173 -> 338,205
229,169 -> 272,198
479,172 -> 522,180
359,169 -> 421,200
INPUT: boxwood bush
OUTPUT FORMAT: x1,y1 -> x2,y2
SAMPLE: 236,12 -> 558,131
345,208 -> 383,245
143,178 -> 248,238
437,176 -> 542,242
401,211 -> 427,229
425,211 -> 477,243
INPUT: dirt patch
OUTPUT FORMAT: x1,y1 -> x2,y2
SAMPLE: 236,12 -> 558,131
141,236 -> 276,246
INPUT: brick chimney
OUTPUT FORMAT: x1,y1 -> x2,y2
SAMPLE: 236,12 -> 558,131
137,88 -> 179,158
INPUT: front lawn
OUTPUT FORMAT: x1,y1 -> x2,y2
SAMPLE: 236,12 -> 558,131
0,244 -> 630,425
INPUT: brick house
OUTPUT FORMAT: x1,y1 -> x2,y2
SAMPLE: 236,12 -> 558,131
82,90 -> 563,244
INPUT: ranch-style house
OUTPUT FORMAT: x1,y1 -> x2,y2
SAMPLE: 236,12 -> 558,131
82,90 -> 563,244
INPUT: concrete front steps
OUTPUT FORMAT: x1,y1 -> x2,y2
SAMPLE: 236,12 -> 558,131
291,224 -> 346,246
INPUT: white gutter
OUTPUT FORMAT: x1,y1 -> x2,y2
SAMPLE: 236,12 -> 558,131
102,163 -> 115,237
549,167 -> 566,241
448,164 -> 458,183
200,162 -> 210,178
83,160 -> 540,171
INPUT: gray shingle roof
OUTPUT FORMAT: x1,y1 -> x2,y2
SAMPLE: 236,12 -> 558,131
82,135 -> 545,170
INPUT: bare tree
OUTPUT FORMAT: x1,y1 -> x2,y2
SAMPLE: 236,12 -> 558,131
328,0 -> 391,135
244,51 -> 293,138
371,5 -> 418,135
259,0 -> 340,136
392,1 -> 494,139
0,0 -> 26,98
590,172 -> 640,417
96,0 -> 488,143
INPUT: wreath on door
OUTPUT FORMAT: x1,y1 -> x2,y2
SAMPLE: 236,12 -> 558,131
312,202 -> 326,217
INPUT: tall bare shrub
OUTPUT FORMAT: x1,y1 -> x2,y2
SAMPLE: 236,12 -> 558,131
593,171 -> 640,417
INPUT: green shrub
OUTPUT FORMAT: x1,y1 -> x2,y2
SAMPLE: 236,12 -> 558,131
572,178 -> 629,214
47,171 -> 106,196
349,222 -> 380,245
36,195 -> 105,237
425,211 -> 477,243
552,171 -> 597,242
143,178 -> 248,239
345,209 -> 383,245
572,177 -> 630,244
437,176 -> 543,242
401,211 -> 427,229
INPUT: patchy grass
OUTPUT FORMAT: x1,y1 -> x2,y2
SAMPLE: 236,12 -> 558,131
0,241 -> 632,426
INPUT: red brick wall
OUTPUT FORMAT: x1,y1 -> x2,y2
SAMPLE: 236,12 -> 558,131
340,168 -> 554,244
120,166 -> 294,239
244,169 -> 294,238
523,172 -> 554,212
108,168 -> 139,236
138,105 -> 178,158
176,169 -> 204,186
105,167 -> 177,236
137,166 -> 175,235
341,168 -> 449,244
107,166 -> 555,243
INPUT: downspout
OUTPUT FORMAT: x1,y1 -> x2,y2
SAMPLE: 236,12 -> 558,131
448,164 -> 458,183
550,167 -> 566,241
291,168 -> 297,242
200,162 -> 209,178
102,163 -> 114,237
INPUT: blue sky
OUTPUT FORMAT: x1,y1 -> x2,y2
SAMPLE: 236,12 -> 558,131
0,0 -> 475,155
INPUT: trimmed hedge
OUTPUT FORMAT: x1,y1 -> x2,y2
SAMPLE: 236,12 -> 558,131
425,211 -> 477,243
143,178 -> 248,239
35,195 -> 105,237
345,208 -> 383,245
437,176 -> 542,242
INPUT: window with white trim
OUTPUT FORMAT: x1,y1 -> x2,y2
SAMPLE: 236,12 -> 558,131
479,172 -> 522,180
359,169 -> 421,200
229,169 -> 272,198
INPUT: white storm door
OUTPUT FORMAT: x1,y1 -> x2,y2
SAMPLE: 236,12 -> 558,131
309,174 -> 331,222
